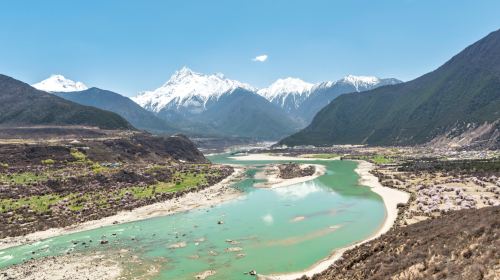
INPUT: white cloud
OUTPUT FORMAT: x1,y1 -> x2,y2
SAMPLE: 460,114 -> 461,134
252,54 -> 268,62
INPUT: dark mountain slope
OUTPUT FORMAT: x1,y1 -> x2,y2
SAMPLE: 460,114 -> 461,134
156,88 -> 302,140
197,89 -> 302,139
280,29 -> 500,146
54,88 -> 177,133
0,74 -> 133,130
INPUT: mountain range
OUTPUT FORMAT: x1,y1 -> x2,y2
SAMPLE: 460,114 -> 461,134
0,74 -> 133,130
32,75 -> 176,134
261,75 -> 401,124
280,29 -> 500,148
131,68 -> 399,138
31,68 -> 397,140
132,68 -> 304,139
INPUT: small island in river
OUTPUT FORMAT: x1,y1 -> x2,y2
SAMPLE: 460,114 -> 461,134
254,163 -> 326,189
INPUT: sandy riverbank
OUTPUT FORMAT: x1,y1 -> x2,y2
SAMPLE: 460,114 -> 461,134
254,164 -> 326,189
0,253 -> 122,280
229,153 -> 337,161
0,167 -> 245,251
261,160 -> 410,280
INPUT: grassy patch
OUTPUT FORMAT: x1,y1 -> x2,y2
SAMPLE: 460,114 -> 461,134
91,162 -> 108,174
0,194 -> 61,213
371,155 -> 393,164
0,169 -> 212,215
0,172 -> 48,185
119,172 -> 208,200
70,148 -> 87,161
41,159 -> 55,165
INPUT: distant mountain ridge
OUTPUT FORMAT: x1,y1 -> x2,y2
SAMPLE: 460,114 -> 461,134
280,29 -> 500,148
53,88 -> 177,133
258,75 -> 401,124
0,74 -> 133,130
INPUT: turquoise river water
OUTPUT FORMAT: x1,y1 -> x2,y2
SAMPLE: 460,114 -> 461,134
0,153 -> 385,279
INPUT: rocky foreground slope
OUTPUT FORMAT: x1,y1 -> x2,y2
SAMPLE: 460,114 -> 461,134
0,129 -> 232,238
305,206 -> 499,280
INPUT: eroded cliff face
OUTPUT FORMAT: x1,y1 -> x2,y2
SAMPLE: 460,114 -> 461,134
427,120 -> 500,150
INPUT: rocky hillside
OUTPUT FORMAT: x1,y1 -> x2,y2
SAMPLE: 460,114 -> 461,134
0,132 -> 220,238
280,29 -> 500,147
0,74 -> 134,130
305,206 -> 499,280
0,132 -> 207,165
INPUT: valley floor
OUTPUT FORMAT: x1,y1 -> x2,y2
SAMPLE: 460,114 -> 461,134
1,143 -> 499,280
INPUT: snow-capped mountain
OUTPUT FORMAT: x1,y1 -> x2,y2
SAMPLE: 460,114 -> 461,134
257,78 -> 313,113
335,75 -> 400,91
32,74 -> 88,92
258,75 -> 402,122
132,67 -> 255,114
132,67 -> 300,139
295,75 -> 402,123
257,78 -> 313,100
132,67 -> 400,138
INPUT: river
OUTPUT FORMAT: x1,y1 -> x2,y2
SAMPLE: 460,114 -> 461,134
0,153 -> 385,279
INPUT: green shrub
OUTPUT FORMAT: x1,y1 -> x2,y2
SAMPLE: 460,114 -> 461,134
41,159 -> 55,165
70,148 -> 87,161
91,162 -> 107,174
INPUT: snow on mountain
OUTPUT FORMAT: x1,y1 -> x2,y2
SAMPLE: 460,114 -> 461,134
259,75 -> 394,103
336,75 -> 400,91
257,78 -> 313,112
132,67 -> 255,113
257,78 -> 314,100
310,81 -> 335,91
32,74 -> 88,92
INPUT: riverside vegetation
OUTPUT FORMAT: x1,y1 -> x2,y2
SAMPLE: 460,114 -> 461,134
0,129 -> 232,238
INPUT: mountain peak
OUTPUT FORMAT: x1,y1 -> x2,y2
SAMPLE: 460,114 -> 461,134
133,67 -> 254,113
258,77 -> 314,99
32,74 -> 88,92
172,66 -> 195,80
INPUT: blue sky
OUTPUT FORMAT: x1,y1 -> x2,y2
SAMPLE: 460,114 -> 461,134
1,0 -> 499,96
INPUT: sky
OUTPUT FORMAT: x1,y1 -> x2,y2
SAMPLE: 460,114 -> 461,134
0,0 -> 499,97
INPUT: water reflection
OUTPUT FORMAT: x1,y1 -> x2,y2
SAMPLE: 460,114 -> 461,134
272,181 -> 324,200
